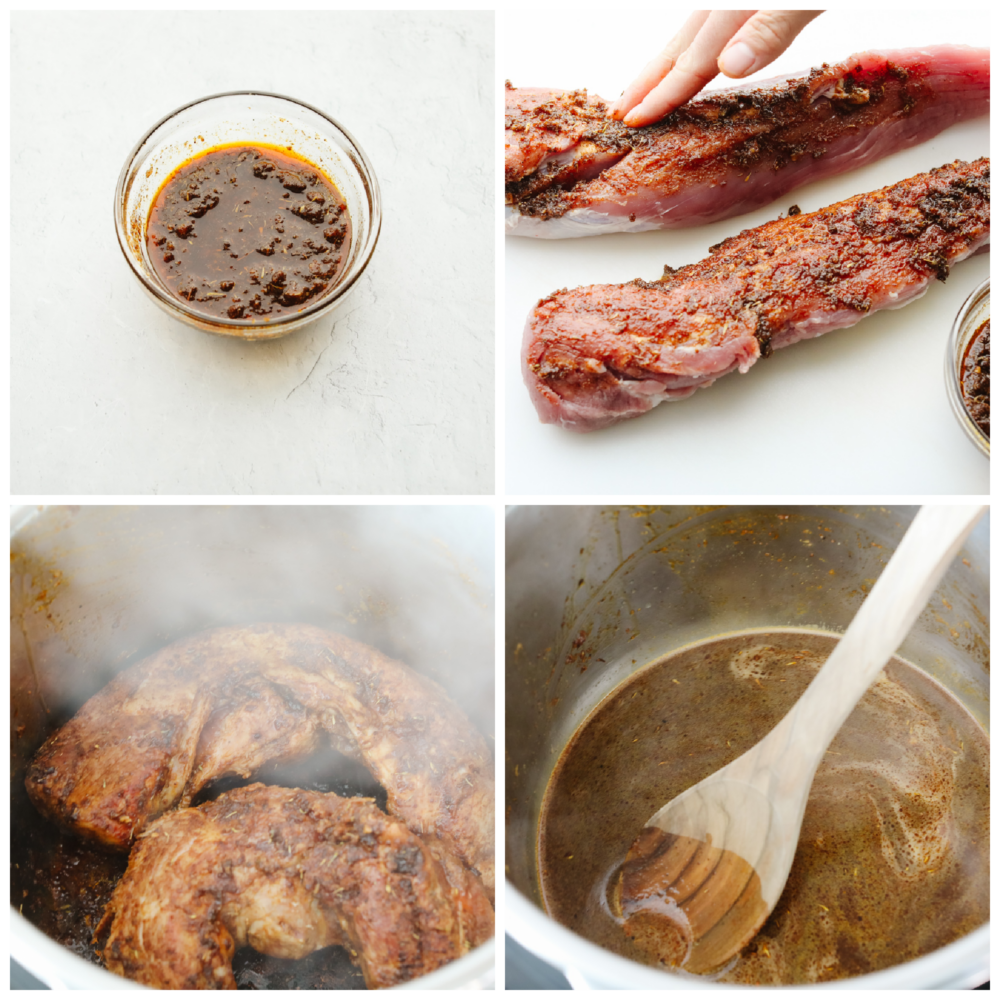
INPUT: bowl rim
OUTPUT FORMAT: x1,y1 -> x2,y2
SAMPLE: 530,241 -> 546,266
113,89 -> 382,337
944,276 -> 989,458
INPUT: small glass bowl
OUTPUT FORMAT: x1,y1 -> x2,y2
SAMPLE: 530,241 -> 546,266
114,91 -> 381,340
945,277 -> 989,458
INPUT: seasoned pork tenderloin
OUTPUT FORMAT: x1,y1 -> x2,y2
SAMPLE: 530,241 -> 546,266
523,158 -> 990,430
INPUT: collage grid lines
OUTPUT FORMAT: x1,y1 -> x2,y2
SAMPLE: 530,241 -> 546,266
6,6 -> 992,993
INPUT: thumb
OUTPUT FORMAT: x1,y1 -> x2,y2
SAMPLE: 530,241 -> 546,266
717,10 -> 824,78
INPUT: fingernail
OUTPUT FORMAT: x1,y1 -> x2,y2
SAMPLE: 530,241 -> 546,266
719,41 -> 755,77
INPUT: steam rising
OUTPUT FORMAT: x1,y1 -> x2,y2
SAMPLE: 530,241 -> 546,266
12,505 -> 494,745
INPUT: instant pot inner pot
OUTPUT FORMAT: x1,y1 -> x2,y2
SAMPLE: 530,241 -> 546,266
11,505 -> 494,990
505,505 -> 989,985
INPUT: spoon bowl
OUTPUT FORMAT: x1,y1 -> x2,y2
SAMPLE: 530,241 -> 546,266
619,780 -> 775,973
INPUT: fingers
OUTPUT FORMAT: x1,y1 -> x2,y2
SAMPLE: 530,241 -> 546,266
620,10 -> 755,127
611,9 -> 825,129
607,11 -> 709,121
718,10 -> 824,78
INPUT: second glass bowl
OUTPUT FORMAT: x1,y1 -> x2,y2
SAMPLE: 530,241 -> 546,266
114,91 -> 381,340
945,278 -> 989,458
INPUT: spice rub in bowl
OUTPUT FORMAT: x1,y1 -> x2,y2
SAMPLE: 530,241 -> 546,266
961,318 -> 990,439
147,144 -> 352,323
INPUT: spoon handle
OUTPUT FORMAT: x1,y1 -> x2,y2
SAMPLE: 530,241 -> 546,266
736,505 -> 986,794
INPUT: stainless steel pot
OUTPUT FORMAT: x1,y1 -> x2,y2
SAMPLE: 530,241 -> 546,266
10,504 -> 495,990
506,505 -> 989,989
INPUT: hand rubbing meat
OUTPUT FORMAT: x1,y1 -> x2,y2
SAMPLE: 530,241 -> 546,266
505,46 -> 990,237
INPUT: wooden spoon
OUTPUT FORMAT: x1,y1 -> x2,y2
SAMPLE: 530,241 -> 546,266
615,504 -> 986,975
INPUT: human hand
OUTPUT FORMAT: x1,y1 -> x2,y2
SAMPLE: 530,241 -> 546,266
608,10 -> 823,127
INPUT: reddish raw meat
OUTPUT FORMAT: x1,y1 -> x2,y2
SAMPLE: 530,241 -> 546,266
506,46 -> 989,237
523,158 -> 990,431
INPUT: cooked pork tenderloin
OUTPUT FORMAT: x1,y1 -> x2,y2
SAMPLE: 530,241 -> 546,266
25,623 -> 494,899
97,784 -> 494,989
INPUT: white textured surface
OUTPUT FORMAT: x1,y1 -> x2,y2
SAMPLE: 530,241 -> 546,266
11,11 -> 494,495
505,11 -> 990,495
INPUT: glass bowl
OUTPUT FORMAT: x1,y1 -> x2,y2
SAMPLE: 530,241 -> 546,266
944,277 -> 989,458
114,91 -> 381,340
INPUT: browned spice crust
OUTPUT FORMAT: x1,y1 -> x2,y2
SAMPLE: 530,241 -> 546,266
97,784 -> 493,989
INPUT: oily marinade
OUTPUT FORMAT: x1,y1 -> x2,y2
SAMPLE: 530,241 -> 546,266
147,145 -> 351,322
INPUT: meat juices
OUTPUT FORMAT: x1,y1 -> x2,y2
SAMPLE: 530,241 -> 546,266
505,46 -> 990,237
538,631 -> 989,985
147,144 -> 351,322
10,749 -> 386,989
523,158 -> 990,431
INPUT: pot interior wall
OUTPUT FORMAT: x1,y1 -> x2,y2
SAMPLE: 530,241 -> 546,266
11,504 -> 494,988
505,505 -> 989,911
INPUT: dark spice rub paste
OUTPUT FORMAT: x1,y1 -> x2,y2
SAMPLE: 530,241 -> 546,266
538,630 -> 989,985
961,318 -> 989,438
147,144 -> 352,322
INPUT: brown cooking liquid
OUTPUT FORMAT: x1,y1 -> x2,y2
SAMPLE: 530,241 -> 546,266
538,630 -> 989,985
146,144 -> 351,323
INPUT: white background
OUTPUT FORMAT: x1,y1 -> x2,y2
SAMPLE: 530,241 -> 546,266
504,10 -> 989,495
11,11 -> 494,495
